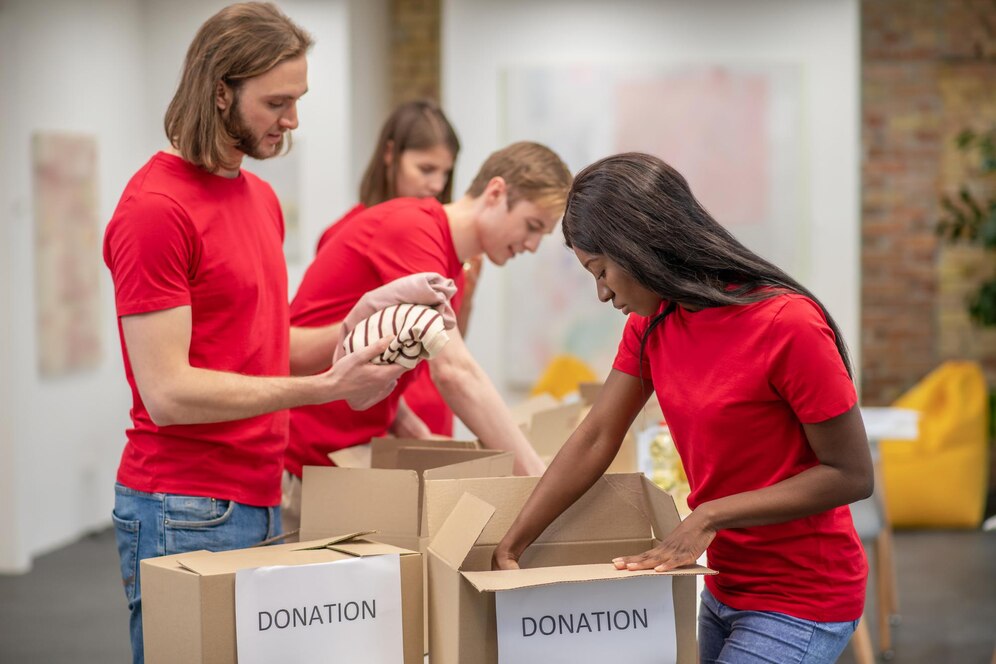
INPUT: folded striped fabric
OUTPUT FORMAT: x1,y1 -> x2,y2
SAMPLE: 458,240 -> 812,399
342,303 -> 450,368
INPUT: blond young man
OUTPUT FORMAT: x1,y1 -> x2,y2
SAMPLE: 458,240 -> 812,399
282,142 -> 572,530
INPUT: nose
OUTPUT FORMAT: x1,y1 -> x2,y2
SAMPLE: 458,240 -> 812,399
427,173 -> 446,196
596,282 -> 613,303
280,102 -> 299,131
524,233 -> 542,253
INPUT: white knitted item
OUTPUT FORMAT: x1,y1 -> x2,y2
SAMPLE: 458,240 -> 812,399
342,303 -> 450,368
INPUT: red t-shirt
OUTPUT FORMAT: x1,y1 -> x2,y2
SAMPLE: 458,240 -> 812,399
316,202 -> 455,436
103,152 -> 290,506
285,198 -> 464,476
613,293 -> 866,622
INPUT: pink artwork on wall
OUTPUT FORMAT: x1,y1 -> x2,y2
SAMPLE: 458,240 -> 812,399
32,132 -> 102,377
615,68 -> 769,226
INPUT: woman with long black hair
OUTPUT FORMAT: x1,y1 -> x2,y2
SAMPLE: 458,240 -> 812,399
493,152 -> 873,663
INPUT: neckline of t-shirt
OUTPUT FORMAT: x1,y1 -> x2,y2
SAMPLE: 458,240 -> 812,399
155,151 -> 247,187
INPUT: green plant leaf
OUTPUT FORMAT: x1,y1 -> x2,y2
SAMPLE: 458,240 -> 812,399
956,128 -> 977,149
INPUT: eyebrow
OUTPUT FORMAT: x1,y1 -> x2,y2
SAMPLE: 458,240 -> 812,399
582,257 -> 596,270
267,89 -> 309,100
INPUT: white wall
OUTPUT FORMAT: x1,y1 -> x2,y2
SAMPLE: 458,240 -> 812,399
442,0 -> 862,401
0,0 -> 388,573
0,0 -> 148,574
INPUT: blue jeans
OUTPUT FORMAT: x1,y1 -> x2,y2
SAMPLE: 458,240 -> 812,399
112,483 -> 281,664
698,587 -> 859,664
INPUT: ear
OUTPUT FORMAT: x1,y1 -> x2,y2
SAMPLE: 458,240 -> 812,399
484,176 -> 507,208
215,80 -> 233,112
383,139 -> 395,167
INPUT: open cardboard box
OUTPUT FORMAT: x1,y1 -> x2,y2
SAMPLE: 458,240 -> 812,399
425,473 -> 714,664
300,437 -> 514,652
511,383 -> 665,475
300,437 -> 514,546
141,534 -> 423,664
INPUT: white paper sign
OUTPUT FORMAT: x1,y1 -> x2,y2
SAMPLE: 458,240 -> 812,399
495,575 -> 676,664
235,553 -> 403,664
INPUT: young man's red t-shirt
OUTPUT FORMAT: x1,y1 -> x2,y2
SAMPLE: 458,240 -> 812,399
285,197 -> 464,477
613,293 -> 866,622
103,152 -> 290,506
316,201 -> 456,436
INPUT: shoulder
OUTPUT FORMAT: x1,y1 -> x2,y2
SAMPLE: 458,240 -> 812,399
765,293 -> 829,330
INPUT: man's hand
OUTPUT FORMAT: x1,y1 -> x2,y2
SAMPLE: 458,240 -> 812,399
318,337 -> 406,410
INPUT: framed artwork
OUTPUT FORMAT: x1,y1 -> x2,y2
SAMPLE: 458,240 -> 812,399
32,132 -> 102,377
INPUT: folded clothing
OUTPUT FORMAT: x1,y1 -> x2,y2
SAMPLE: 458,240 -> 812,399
342,303 -> 450,368
333,272 -> 457,364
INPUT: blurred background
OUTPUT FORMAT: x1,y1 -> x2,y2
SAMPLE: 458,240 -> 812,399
0,0 -> 993,661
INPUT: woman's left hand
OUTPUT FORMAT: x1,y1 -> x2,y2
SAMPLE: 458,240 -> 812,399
612,511 -> 715,572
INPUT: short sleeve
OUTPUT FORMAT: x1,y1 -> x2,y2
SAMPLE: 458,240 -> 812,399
103,194 -> 198,317
612,313 -> 654,379
366,209 -> 451,282
766,296 -> 857,424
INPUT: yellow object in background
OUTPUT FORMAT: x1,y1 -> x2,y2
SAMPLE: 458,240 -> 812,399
880,361 -> 991,528
529,354 -> 598,400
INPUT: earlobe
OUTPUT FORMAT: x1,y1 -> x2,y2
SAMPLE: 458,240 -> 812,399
383,139 -> 395,167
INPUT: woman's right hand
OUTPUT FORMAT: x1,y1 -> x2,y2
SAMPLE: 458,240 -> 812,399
491,543 -> 521,571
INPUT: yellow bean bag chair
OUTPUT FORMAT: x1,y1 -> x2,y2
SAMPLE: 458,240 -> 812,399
880,361 -> 991,528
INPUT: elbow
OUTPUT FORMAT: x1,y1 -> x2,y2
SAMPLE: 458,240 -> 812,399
856,470 -> 875,502
428,354 -> 475,398
141,387 -> 183,428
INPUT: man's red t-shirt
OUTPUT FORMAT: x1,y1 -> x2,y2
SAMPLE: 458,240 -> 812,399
103,152 -> 290,506
285,198 -> 464,477
316,202 -> 456,436
613,293 -> 866,622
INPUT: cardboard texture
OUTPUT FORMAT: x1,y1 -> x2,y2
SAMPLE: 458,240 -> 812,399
300,437 -> 515,652
425,473 -> 715,664
141,537 -> 423,664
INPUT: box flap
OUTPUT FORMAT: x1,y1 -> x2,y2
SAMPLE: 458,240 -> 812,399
526,401 -> 584,456
641,475 -> 681,539
462,562 -> 716,593
395,446 -> 501,474
370,437 -> 480,469
421,451 -> 514,482
173,536 -> 417,576
328,444 -> 372,468
427,492 -> 495,570
509,393 -> 560,427
420,452 -> 514,535
425,474 -> 656,546
300,466 -> 420,539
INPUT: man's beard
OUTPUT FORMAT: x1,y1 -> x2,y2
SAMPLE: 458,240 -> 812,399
224,94 -> 285,160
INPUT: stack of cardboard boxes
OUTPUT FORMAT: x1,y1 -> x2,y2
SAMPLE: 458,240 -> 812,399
140,392 -> 710,663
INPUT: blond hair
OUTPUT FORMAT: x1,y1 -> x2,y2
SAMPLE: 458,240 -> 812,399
467,142 -> 572,217
164,2 -> 313,173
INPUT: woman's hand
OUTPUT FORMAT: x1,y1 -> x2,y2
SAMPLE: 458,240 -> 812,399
612,510 -> 715,572
491,545 -> 521,571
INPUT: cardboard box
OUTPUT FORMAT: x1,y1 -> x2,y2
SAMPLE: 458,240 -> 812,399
300,437 -> 515,651
425,473 -> 714,664
301,437 -> 514,546
141,534 -> 423,664
512,385 -> 665,475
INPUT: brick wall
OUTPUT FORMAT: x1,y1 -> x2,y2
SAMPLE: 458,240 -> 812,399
861,0 -> 996,405
389,0 -> 441,105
